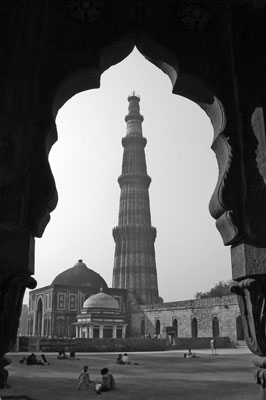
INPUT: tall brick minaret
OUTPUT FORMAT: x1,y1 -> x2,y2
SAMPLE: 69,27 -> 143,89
112,93 -> 159,304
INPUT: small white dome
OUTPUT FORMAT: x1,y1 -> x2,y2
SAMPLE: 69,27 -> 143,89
83,291 -> 119,310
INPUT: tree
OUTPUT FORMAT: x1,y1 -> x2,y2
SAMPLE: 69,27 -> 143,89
194,280 -> 233,299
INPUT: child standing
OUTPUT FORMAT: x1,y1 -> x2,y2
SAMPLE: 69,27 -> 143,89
77,365 -> 91,390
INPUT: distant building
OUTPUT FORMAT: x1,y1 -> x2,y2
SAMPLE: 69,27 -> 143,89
27,259 -> 128,338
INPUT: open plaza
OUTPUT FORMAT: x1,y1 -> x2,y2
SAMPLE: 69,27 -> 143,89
0,347 -> 261,400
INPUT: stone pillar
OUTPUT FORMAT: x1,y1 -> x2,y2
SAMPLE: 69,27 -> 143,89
231,244 -> 266,356
33,310 -> 37,336
99,325 -> 104,339
88,326 -> 93,339
122,325 -> 127,339
75,326 -> 79,338
36,337 -> 40,353
49,318 -> 51,337
0,228 -> 37,387
231,244 -> 266,398
112,326 -> 117,339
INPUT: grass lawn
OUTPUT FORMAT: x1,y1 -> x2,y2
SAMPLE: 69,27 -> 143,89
0,350 -> 261,400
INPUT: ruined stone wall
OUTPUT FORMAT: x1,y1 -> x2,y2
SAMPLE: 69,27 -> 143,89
130,295 -> 240,343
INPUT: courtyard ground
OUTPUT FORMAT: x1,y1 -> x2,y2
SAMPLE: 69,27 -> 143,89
0,348 -> 262,400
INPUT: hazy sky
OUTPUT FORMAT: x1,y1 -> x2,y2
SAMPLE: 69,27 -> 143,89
25,48 -> 231,304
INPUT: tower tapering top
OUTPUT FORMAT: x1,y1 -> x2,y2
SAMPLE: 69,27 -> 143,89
128,90 -> 140,100
125,91 -> 144,135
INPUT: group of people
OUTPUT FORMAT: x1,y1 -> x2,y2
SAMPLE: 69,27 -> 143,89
116,353 -> 130,365
57,349 -> 68,359
19,353 -> 49,365
183,349 -> 199,359
77,365 -> 115,393
18,352 -> 118,393
57,349 -> 78,360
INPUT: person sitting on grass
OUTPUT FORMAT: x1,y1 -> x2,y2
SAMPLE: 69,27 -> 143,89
77,365 -> 91,391
183,349 -> 199,359
122,353 -> 130,364
96,368 -> 115,393
57,349 -> 67,359
26,353 -> 45,365
116,354 -> 123,364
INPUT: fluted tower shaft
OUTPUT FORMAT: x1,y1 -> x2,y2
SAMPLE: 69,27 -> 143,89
112,94 -> 159,304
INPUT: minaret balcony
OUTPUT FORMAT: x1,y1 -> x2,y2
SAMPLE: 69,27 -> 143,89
113,225 -> 157,242
118,173 -> 151,187
122,135 -> 147,147
125,113 -> 144,123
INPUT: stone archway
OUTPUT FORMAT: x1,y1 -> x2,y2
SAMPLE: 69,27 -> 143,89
173,319 -> 178,337
212,316 -> 220,337
191,318 -> 198,338
155,319 -> 160,336
49,23 -> 266,357
1,3 -> 266,392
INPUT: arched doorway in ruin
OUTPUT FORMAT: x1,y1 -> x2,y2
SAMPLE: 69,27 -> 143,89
35,298 -> 43,336
141,319 -> 145,337
155,319 -> 161,337
236,315 -> 244,341
212,316 -> 220,337
191,318 -> 198,338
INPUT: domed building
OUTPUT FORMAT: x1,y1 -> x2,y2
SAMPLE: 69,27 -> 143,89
74,288 -> 127,339
51,259 -> 108,289
27,260 -> 128,338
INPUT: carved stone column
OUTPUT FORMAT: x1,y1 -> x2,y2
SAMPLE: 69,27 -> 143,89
231,245 -> 266,355
230,244 -> 266,398
254,358 -> 266,399
0,228 -> 37,387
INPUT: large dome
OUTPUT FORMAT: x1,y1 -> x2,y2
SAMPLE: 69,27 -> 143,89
83,290 -> 119,309
51,259 -> 108,289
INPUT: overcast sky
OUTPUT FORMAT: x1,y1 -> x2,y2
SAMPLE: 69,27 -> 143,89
24,48 -> 232,304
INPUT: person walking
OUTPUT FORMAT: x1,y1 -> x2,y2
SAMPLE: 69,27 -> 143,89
77,365 -> 91,390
